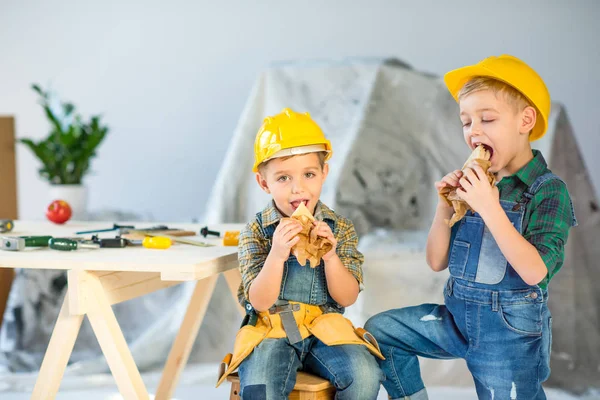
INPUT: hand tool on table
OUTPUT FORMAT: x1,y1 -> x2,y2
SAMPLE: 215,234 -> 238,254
1,236 -> 52,251
89,235 -> 141,248
0,220 -> 14,233
48,238 -> 101,251
200,226 -> 220,237
75,224 -> 135,235
142,236 -> 172,249
199,226 -> 240,246
223,231 -> 240,246
137,231 -> 213,247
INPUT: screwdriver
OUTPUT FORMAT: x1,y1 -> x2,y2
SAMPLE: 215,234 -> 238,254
142,236 -> 172,249
0,236 -> 52,251
48,238 -> 101,251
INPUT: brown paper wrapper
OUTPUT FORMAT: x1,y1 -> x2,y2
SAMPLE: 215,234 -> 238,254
439,145 -> 495,227
282,202 -> 333,268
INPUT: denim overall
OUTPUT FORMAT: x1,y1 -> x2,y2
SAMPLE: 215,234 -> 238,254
238,212 -> 383,400
365,173 -> 577,400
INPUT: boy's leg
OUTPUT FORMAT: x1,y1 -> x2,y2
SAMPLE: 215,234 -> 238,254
364,304 -> 467,400
238,338 -> 302,400
303,338 -> 384,400
466,304 -> 551,400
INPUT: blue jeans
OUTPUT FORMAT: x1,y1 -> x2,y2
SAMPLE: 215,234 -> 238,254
238,336 -> 384,400
365,278 -> 552,400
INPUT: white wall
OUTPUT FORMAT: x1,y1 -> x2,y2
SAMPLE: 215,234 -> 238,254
1,0 -> 598,221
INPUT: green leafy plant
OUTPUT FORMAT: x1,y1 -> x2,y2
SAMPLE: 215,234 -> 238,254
19,84 -> 109,184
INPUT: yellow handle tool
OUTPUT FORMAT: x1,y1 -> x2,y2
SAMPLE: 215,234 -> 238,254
142,236 -> 172,249
223,231 -> 240,246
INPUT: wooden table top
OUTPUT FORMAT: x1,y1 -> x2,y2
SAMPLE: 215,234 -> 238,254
0,221 -> 244,278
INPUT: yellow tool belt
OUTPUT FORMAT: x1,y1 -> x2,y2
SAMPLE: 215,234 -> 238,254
216,301 -> 384,387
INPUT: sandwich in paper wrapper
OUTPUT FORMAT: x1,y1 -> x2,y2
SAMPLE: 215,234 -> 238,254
439,144 -> 495,227
282,202 -> 333,268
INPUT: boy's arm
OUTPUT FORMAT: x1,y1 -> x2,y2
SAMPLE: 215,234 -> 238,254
245,219 -> 303,311
317,219 -> 363,307
426,202 -> 455,271
427,169 -> 464,272
460,166 -> 574,286
238,221 -> 271,311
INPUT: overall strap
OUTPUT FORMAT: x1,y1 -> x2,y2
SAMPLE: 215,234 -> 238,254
522,172 -> 560,201
521,172 -> 578,227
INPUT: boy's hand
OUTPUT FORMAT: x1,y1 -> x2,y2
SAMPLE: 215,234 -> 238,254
435,169 -> 463,191
313,221 -> 338,261
271,219 -> 303,262
457,162 -> 499,214
435,169 -> 463,209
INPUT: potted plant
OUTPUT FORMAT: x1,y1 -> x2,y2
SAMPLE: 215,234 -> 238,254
19,84 -> 109,219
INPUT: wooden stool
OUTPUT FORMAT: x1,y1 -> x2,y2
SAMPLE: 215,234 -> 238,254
227,371 -> 335,400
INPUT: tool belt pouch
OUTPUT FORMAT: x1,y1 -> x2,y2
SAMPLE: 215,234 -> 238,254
307,313 -> 385,360
216,322 -> 270,387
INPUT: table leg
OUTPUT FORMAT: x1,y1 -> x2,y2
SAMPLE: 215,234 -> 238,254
85,272 -> 149,399
31,294 -> 84,399
222,268 -> 245,317
154,274 -> 219,400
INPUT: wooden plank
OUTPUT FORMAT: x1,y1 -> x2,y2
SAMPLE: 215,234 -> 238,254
0,268 -> 14,332
67,270 -> 88,315
31,294 -> 84,399
222,268 -> 245,316
293,372 -> 332,391
0,116 -> 18,219
154,275 -> 219,400
97,271 -> 181,305
227,372 -> 334,399
85,273 -> 149,399
0,116 -> 17,335
160,257 -> 239,282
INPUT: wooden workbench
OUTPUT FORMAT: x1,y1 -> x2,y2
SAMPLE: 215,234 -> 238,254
0,221 -> 245,399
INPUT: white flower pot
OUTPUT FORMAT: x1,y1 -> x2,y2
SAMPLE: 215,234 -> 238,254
48,184 -> 88,220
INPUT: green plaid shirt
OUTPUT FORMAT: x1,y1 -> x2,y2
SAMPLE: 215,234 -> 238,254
496,150 -> 575,289
237,200 -> 365,304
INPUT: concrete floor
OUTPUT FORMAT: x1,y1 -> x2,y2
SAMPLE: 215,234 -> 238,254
0,362 -> 591,400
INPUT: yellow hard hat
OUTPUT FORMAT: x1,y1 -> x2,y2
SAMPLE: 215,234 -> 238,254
443,55 -> 550,141
253,108 -> 332,172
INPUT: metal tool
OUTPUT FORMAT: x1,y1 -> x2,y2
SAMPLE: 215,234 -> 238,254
138,231 -> 213,247
75,224 -> 135,235
90,235 -> 131,248
120,226 -> 196,239
48,238 -> 101,251
1,236 -> 52,251
200,226 -> 220,238
0,220 -> 14,233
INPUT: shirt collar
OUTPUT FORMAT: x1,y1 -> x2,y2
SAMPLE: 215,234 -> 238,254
513,149 -> 548,186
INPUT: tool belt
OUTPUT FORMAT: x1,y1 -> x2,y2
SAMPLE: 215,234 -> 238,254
216,300 -> 384,387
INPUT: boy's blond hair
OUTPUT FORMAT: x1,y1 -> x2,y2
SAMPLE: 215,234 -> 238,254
257,151 -> 328,176
458,77 -> 532,113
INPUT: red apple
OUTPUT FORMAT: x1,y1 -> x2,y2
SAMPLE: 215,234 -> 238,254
46,200 -> 72,224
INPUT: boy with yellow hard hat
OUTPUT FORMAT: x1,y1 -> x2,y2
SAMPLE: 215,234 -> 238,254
217,108 -> 384,399
366,55 -> 577,399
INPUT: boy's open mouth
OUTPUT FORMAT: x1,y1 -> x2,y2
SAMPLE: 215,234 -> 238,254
290,200 -> 309,210
481,144 -> 494,158
474,143 -> 494,160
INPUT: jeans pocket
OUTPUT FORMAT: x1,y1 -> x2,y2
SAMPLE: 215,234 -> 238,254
499,303 -> 543,336
448,241 -> 469,278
